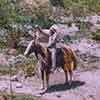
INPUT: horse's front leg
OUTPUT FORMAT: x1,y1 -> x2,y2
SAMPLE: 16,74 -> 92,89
41,70 -> 45,90
45,70 -> 49,88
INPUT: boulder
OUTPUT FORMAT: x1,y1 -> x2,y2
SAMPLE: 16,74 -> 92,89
0,28 -> 8,43
70,38 -> 100,69
0,54 -> 9,67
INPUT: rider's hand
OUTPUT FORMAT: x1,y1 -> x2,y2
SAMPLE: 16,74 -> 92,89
35,25 -> 39,28
35,25 -> 41,30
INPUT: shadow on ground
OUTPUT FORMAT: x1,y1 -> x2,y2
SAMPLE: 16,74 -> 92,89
40,80 -> 85,95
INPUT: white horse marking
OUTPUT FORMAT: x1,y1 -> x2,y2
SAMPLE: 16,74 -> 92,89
24,40 -> 34,55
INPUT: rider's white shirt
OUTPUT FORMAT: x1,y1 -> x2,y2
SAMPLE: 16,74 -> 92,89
47,32 -> 57,47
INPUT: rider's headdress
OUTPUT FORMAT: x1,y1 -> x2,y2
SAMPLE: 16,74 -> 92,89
50,24 -> 58,32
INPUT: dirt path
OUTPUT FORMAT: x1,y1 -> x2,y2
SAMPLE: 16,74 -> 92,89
0,69 -> 100,100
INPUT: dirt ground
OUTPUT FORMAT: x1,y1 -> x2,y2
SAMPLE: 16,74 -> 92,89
0,67 -> 100,100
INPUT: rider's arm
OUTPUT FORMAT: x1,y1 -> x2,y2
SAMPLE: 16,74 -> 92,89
47,37 -> 52,47
53,32 -> 57,40
47,33 -> 57,47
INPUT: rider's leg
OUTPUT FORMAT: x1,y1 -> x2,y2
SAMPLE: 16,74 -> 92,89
51,48 -> 56,70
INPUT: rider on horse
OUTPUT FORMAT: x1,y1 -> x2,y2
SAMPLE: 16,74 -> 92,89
35,25 -> 72,71
35,25 -> 58,71
24,25 -> 77,89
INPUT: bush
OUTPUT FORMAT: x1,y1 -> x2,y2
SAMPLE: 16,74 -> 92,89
49,0 -> 64,7
0,92 -> 36,100
0,42 -> 7,49
33,14 -> 54,28
90,30 -> 100,40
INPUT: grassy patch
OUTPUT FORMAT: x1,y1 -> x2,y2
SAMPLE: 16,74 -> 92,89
0,66 -> 17,75
0,92 -> 38,100
0,42 -> 7,49
90,30 -> 100,40
0,57 -> 37,76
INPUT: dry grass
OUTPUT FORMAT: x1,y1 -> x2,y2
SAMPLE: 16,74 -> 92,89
0,92 -> 38,100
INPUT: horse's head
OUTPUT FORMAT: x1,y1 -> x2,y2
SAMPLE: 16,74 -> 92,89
24,40 -> 36,56
24,39 -> 46,59
24,28 -> 47,60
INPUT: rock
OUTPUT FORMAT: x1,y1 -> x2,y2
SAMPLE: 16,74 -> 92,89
7,48 -> 18,56
0,52 -> 28,70
7,54 -> 27,66
0,54 -> 9,67
0,28 -> 8,43
18,39 -> 30,47
16,83 -> 23,88
57,23 -> 79,36
11,75 -> 19,81
0,96 -> 4,100
88,14 -> 98,24
70,38 -> 100,69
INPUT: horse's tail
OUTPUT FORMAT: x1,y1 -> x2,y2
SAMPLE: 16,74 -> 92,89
63,47 -> 77,70
71,50 -> 77,70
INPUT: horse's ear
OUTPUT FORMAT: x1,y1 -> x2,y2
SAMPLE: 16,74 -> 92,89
32,33 -> 36,40
33,33 -> 38,43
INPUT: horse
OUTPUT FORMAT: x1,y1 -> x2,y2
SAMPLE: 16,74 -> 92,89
24,40 -> 77,89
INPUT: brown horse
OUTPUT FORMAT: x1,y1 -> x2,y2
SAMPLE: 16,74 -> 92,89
24,40 -> 77,89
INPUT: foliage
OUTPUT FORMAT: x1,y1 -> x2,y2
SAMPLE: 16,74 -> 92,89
67,0 -> 100,16
33,14 -> 54,28
0,0 -> 17,27
90,30 -> 100,40
0,0 -> 32,27
0,65 -> 16,75
50,0 -> 100,16
0,0 -> 100,47
21,0 -> 53,28
63,35 -> 72,43
1,0 -> 100,28
0,42 -> 7,49
20,58 -> 37,77
0,0 -> 48,25
0,92 -> 37,100
0,0 -> 100,27
49,0 -> 64,7
0,55 -> 37,76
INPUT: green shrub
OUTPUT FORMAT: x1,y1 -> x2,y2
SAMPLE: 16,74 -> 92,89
33,14 -> 54,28
0,42 -> 7,49
90,30 -> 100,40
0,92 -> 37,100
49,0 -> 64,7
0,65 -> 17,75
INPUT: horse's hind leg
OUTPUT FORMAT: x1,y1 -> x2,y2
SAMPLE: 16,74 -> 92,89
64,70 -> 68,84
69,69 -> 73,86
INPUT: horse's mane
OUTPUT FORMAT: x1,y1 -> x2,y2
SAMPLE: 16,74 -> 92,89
34,43 -> 46,59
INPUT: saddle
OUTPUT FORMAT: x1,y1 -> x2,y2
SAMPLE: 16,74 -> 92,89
47,48 -> 64,67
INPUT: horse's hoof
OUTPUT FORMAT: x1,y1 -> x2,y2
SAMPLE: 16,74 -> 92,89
64,82 -> 68,85
40,87 -> 45,90
69,81 -> 72,86
41,88 -> 44,90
